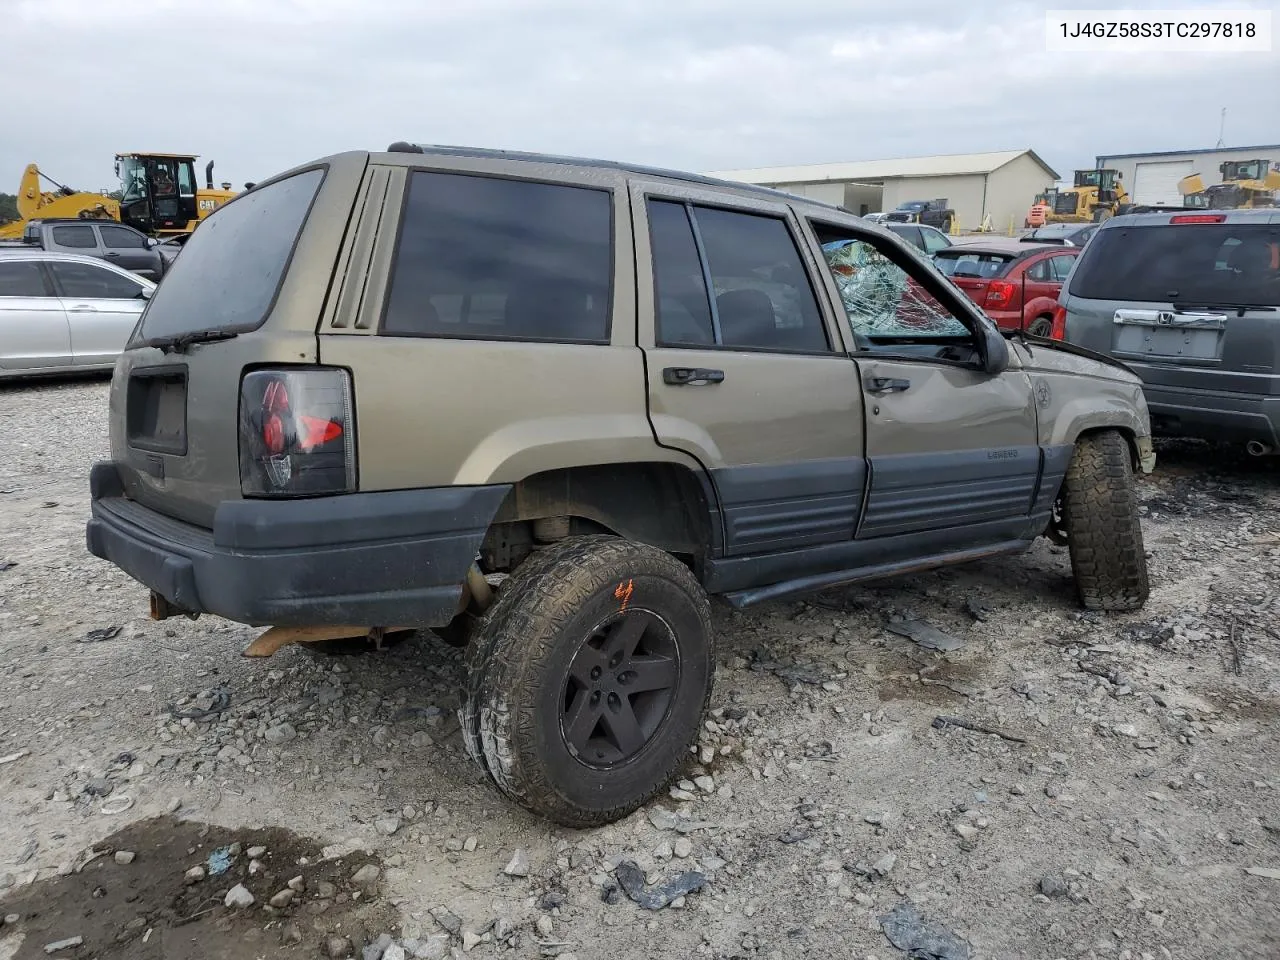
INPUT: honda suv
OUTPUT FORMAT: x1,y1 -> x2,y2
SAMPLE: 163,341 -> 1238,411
1055,209 -> 1280,456
86,143 -> 1155,827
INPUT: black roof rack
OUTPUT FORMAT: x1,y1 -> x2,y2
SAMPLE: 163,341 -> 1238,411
383,141 -> 843,211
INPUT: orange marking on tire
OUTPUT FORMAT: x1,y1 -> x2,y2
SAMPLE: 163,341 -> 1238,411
614,579 -> 634,612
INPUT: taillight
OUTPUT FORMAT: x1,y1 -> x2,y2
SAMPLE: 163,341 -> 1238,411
1169,214 -> 1226,223
1049,304 -> 1067,340
239,367 -> 355,498
984,280 -> 1018,308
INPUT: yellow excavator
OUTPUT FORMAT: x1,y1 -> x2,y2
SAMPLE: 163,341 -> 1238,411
1178,158 -> 1280,210
1044,169 -> 1130,223
0,153 -> 238,240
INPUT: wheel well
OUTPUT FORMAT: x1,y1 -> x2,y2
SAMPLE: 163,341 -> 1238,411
480,462 -> 716,573
1073,425 -> 1141,471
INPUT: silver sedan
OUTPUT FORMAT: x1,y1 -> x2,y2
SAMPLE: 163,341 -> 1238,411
0,250 -> 155,380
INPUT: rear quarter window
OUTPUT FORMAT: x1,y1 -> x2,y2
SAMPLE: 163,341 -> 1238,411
138,167 -> 325,340
382,171 -> 613,343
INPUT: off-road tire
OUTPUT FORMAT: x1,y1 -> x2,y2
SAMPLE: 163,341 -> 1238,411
1061,430 -> 1149,611
462,535 -> 714,828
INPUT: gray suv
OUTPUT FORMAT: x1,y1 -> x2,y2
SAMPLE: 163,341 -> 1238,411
86,143 -> 1155,826
1057,209 -> 1280,455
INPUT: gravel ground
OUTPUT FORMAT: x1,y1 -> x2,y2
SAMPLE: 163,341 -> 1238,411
1,376 -> 1278,960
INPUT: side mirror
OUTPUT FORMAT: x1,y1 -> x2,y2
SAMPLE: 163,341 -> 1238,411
135,286 -> 154,301
981,322 -> 1010,375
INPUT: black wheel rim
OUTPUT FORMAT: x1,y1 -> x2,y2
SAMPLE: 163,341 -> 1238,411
559,609 -> 680,769
1028,318 -> 1052,337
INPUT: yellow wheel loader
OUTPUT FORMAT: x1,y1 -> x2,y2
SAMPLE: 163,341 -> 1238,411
1045,169 -> 1130,224
1178,158 -> 1280,210
0,153 -> 238,240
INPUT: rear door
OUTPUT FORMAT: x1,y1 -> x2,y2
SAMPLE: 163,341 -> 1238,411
631,180 -> 866,557
0,259 -> 72,370
47,260 -> 148,365
804,218 -> 1042,541
98,224 -> 159,279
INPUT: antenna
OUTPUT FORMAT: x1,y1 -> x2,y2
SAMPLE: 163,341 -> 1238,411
1215,107 -> 1226,149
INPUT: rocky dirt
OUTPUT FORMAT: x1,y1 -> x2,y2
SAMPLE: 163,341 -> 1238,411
1,377 -> 1278,960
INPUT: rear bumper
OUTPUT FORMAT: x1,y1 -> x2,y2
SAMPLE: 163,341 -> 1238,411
1142,383 -> 1280,446
85,462 -> 510,628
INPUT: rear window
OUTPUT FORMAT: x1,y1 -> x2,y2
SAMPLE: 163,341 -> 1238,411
933,251 -> 1014,279
1070,223 -> 1280,305
138,167 -> 324,339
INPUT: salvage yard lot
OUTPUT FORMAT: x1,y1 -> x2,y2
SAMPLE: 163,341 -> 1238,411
1,378 -> 1278,960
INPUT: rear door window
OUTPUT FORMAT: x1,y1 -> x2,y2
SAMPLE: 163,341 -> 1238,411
49,261 -> 144,299
383,171 -> 613,343
933,251 -> 1014,279
50,225 -> 97,249
1070,223 -> 1280,304
137,167 -> 325,340
1048,254 -> 1077,282
0,261 -> 50,297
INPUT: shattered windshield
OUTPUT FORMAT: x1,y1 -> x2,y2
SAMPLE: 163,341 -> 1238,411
820,238 -> 969,338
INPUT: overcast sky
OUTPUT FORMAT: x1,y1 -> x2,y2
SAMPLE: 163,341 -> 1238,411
4,0 -> 1277,195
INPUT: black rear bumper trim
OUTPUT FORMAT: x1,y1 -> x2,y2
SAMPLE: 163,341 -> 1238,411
85,462 -> 510,628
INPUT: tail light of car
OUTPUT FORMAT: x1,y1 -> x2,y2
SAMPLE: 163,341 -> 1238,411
1049,304 -> 1067,340
1169,214 -> 1226,224
984,280 -> 1018,309
239,367 -> 356,498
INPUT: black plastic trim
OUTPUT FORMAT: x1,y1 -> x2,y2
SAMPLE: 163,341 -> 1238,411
85,462 -> 511,628
711,457 -> 865,555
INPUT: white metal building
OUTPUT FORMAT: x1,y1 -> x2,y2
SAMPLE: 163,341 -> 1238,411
1095,145 -> 1280,206
705,150 -> 1059,231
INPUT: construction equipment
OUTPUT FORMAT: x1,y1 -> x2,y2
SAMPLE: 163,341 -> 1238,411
1046,169 -> 1130,224
1025,188 -> 1057,227
1178,158 -> 1280,210
0,153 -> 238,240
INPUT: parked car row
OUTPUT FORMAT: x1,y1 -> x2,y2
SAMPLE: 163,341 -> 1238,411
2,218 -> 166,280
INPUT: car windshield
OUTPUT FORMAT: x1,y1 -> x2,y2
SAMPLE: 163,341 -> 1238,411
1028,224 -> 1076,239
1070,223 -> 1280,306
933,251 -> 1014,279
896,202 -> 926,211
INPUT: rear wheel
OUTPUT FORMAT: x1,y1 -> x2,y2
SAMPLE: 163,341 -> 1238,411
1026,315 -> 1053,337
462,535 -> 714,827
941,217 -> 953,233
1060,430 -> 1149,611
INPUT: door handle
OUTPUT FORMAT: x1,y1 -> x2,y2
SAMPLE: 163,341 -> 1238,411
663,366 -> 725,386
865,376 -> 911,394
68,305 -> 99,313
104,252 -> 121,257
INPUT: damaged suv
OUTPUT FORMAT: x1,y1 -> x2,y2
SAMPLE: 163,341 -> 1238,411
86,144 -> 1155,827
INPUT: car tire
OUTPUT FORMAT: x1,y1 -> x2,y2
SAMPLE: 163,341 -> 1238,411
941,217 -> 953,233
1060,430 -> 1149,611
1026,315 -> 1053,337
462,535 -> 714,828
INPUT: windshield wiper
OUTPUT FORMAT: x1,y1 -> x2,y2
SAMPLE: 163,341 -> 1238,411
145,329 -> 239,353
1171,301 -> 1278,315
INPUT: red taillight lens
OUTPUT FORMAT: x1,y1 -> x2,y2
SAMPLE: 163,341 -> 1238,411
1049,304 -> 1067,340
239,367 -> 355,498
1169,214 -> 1226,223
984,280 -> 1017,308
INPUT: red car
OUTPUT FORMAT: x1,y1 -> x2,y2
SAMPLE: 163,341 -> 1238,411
932,239 -> 1079,336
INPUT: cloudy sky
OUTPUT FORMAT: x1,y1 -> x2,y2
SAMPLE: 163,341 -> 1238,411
4,0 -> 1277,194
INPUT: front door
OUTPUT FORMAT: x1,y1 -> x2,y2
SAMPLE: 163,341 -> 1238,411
98,224 -> 157,279
803,219 -> 1041,542
630,181 -> 866,557
47,260 -> 147,365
